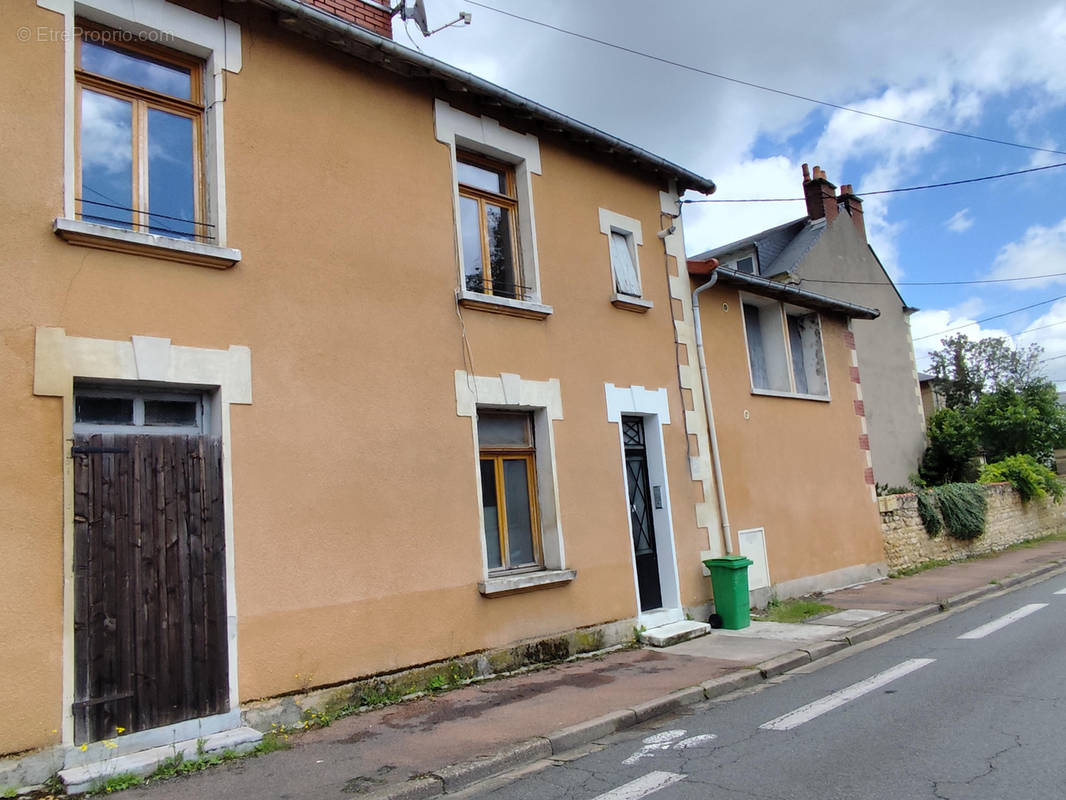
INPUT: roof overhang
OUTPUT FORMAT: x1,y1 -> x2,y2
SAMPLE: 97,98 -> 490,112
254,0 -> 717,195
689,263 -> 880,320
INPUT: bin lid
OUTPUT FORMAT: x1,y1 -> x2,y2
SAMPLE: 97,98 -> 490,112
702,555 -> 753,570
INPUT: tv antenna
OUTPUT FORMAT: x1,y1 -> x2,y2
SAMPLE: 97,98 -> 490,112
392,0 -> 472,37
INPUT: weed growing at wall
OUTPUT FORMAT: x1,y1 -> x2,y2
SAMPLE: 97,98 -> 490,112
916,490 -> 943,537
980,454 -> 1065,502
934,483 -> 987,540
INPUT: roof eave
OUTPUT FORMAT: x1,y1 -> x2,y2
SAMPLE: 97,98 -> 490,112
703,267 -> 880,320
256,0 -> 716,195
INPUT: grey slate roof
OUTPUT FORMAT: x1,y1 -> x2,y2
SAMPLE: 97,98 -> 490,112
257,0 -> 716,195
690,215 -> 827,279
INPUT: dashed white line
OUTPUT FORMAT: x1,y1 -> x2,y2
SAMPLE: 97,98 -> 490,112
957,603 -> 1047,639
1054,588 -> 1066,595
759,658 -> 936,731
592,771 -> 686,800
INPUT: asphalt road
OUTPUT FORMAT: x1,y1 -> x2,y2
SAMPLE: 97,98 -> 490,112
460,573 -> 1066,800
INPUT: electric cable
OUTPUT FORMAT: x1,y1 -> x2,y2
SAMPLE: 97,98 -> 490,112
462,0 -> 1066,158
912,294 -> 1066,341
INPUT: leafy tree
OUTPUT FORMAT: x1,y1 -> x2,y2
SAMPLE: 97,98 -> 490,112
918,407 -> 980,485
969,380 -> 1066,465
928,334 -> 1043,409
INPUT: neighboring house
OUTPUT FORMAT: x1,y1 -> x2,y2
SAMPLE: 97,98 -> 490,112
1,0 -> 725,765
690,166 -> 927,487
684,259 -> 888,603
918,372 -> 947,423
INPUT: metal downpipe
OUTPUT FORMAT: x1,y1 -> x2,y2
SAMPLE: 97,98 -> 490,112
692,266 -> 733,555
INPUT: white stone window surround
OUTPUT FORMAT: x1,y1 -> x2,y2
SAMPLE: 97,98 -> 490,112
604,383 -> 683,627
38,0 -> 243,266
738,292 -> 832,402
33,326 -> 252,748
598,208 -> 652,311
455,370 -> 573,596
435,100 -> 552,318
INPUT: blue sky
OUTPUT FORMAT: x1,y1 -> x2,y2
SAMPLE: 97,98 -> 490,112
395,0 -> 1066,379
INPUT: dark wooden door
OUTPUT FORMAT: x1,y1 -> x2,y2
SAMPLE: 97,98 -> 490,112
623,416 -> 662,611
72,433 -> 228,744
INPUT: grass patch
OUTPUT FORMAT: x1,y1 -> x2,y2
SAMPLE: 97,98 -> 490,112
762,599 -> 836,623
91,772 -> 144,794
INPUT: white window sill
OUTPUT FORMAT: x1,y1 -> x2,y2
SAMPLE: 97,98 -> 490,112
458,290 -> 553,320
54,218 -> 241,270
750,387 -> 831,402
610,293 -> 653,313
479,568 -> 576,597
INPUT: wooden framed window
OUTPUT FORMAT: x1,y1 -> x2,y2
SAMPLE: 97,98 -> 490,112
742,296 -> 828,398
457,152 -> 525,300
477,411 -> 541,571
74,21 -> 209,242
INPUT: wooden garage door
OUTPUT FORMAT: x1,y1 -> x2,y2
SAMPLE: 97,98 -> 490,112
72,433 -> 228,744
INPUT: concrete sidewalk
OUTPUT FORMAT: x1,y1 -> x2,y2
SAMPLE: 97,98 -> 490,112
111,539 -> 1066,800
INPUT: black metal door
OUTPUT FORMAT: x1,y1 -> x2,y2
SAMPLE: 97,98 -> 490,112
623,416 -> 661,611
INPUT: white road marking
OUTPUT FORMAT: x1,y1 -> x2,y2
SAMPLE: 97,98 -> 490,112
593,771 -> 686,800
957,603 -> 1048,639
622,730 -> 717,765
759,658 -> 936,731
1054,588 -> 1066,595
674,734 -> 717,749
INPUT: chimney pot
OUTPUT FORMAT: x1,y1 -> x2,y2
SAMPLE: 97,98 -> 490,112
801,163 -> 811,181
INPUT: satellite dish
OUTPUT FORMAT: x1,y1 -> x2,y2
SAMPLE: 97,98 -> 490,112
403,0 -> 430,36
396,0 -> 471,37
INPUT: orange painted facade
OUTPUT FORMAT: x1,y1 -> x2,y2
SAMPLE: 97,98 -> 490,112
1,0 -> 716,758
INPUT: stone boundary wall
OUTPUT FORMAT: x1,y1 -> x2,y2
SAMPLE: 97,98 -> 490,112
879,482 -> 1066,572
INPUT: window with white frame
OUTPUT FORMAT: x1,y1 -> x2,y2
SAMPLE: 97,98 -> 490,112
742,297 -> 828,398
47,0 -> 241,265
74,386 -> 209,435
435,100 -> 549,317
598,208 -> 649,309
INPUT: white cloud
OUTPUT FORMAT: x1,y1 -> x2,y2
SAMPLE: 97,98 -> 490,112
682,156 -> 805,256
945,208 -> 975,233
909,303 -> 1013,372
987,218 -> 1066,287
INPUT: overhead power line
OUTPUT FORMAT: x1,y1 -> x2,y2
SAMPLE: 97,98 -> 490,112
801,270 -> 1066,288
463,0 -> 1066,158
682,161 -> 1066,203
912,294 -> 1066,341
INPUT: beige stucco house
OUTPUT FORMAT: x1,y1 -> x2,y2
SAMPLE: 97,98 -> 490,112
686,255 -> 888,605
690,165 -> 928,488
1,0 -> 742,777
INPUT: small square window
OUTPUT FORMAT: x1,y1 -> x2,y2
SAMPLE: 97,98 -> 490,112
477,411 -> 541,572
609,231 -> 641,297
742,298 -> 828,398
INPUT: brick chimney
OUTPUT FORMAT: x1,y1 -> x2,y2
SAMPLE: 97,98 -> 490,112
302,0 -> 393,38
801,163 -> 838,224
838,183 -> 867,242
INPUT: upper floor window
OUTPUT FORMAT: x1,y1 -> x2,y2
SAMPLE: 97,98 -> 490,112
458,152 -> 523,300
75,23 -> 208,242
742,297 -> 828,398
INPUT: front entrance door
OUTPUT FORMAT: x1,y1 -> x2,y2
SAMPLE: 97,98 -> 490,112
72,406 -> 229,742
623,415 -> 662,611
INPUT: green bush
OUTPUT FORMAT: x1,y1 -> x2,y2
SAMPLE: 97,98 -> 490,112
979,454 -> 1065,502
918,408 -> 980,485
933,483 -> 986,540
916,491 -> 942,536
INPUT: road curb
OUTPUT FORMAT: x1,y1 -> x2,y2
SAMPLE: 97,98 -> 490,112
363,556 -> 1066,799
432,737 -> 551,793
